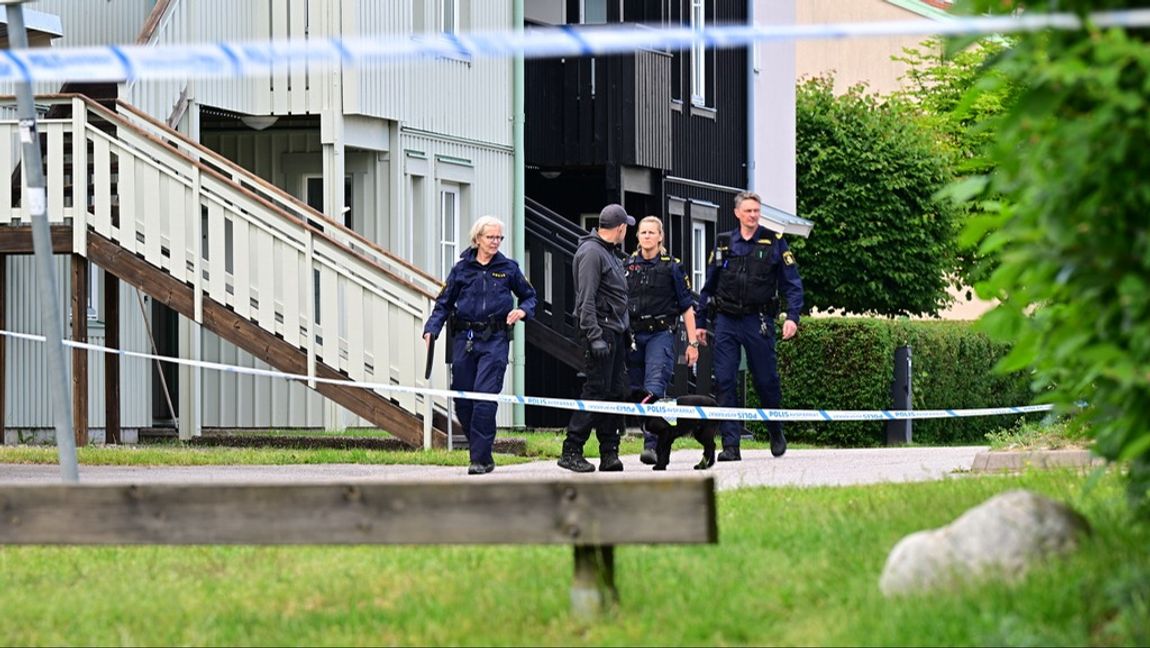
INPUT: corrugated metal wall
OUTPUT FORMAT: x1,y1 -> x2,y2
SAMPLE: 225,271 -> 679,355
347,1 -> 514,146
33,0 -> 154,46
1,0 -> 154,99
4,255 -> 152,430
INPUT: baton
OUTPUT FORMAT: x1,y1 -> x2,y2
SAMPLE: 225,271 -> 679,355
424,337 -> 436,380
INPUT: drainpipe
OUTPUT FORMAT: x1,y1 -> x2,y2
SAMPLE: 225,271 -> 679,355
747,0 -> 755,192
512,0 -> 526,429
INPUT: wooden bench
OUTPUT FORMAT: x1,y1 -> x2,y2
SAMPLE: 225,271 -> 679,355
0,477 -> 717,618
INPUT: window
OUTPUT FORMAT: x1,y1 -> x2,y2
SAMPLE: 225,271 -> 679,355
439,187 -> 459,280
581,0 -> 607,24
415,0 -> 466,34
690,0 -> 708,107
441,0 -> 459,34
668,0 -> 683,102
691,221 -> 708,290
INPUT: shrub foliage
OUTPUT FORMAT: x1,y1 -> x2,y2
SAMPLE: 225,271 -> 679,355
795,76 -> 960,317
953,0 -> 1150,514
744,318 -> 1034,447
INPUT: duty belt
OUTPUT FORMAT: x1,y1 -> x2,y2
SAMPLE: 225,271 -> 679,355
631,315 -> 675,333
714,298 -> 779,318
451,317 -> 509,338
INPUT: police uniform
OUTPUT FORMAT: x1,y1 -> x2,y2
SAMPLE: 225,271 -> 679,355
696,225 -> 803,456
624,252 -> 695,451
424,248 -> 536,470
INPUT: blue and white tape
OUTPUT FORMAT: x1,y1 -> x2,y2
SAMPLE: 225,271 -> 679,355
1,9 -> 1150,84
0,329 -> 1055,423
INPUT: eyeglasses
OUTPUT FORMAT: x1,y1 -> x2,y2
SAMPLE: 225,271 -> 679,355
482,235 -> 505,242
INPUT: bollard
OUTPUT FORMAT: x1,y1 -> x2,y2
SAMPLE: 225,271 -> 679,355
886,345 -> 912,445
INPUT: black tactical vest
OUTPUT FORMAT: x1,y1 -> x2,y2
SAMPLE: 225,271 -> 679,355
626,256 -> 680,320
713,235 -> 779,314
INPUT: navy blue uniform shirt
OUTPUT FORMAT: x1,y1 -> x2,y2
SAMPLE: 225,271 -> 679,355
696,226 -> 804,330
423,248 -> 537,337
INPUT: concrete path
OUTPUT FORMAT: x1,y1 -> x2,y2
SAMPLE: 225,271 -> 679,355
0,446 -> 986,491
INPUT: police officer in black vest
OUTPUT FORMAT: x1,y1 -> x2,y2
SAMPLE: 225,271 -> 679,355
423,216 -> 536,475
696,191 -> 804,461
625,216 -> 700,465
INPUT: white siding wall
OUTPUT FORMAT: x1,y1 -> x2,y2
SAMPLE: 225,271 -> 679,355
122,0 -> 194,124
32,0 -> 154,46
1,0 -> 154,99
4,256 -> 152,431
149,0 -> 515,148
346,0 -> 514,146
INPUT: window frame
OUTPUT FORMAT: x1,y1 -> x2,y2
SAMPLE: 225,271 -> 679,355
439,186 -> 460,281
690,220 -> 708,291
690,0 -> 707,108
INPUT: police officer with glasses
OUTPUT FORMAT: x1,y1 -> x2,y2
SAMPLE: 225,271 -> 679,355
423,216 -> 536,475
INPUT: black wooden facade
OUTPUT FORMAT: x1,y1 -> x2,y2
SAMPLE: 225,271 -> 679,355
524,0 -> 749,426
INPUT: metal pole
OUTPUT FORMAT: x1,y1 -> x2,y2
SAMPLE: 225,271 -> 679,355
885,345 -> 913,446
3,0 -> 79,481
511,0 -> 526,429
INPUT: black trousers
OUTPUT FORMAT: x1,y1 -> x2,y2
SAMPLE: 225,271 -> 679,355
564,329 -> 629,452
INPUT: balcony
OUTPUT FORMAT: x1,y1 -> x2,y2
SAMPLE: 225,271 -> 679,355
526,45 -> 672,171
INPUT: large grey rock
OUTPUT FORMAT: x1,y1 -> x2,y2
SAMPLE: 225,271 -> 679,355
879,489 -> 1091,596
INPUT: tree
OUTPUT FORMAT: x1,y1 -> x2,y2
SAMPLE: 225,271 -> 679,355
955,0 -> 1150,514
894,36 -> 1020,288
794,76 -> 960,317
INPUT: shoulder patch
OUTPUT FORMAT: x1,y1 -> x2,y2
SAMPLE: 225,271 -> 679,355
783,251 -> 796,266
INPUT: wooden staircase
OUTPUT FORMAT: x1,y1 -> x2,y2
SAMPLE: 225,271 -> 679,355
0,95 -> 452,447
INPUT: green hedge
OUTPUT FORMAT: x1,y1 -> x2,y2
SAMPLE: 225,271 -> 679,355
742,318 -> 1036,447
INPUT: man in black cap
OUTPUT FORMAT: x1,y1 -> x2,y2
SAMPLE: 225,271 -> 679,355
558,203 -> 635,472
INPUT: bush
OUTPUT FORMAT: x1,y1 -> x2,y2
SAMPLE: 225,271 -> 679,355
743,318 -> 1035,446
795,76 -> 961,317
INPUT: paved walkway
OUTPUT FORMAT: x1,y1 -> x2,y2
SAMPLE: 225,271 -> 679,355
0,446 -> 987,491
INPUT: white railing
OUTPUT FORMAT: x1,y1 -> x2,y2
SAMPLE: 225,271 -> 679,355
0,95 -> 443,423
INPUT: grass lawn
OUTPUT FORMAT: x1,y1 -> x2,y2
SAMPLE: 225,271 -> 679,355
0,431 -> 775,466
0,467 -> 1145,646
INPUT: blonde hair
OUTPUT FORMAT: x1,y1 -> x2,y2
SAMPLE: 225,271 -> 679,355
638,215 -> 667,255
469,215 -> 505,248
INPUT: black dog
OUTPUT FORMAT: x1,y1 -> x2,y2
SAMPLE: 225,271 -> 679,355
640,393 -> 719,471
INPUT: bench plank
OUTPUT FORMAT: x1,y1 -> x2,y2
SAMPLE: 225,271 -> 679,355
0,478 -> 717,546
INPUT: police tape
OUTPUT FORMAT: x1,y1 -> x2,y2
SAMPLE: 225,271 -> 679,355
2,9 -> 1150,84
0,329 -> 1054,423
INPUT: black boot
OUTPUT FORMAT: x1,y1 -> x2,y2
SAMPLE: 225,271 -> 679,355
717,446 -> 741,462
769,426 -> 787,458
599,447 -> 623,472
557,440 -> 595,473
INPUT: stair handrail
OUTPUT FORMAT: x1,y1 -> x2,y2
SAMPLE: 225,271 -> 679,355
525,196 -> 590,240
102,97 -> 443,298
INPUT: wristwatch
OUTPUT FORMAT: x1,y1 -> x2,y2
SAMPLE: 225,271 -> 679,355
688,340 -> 700,348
